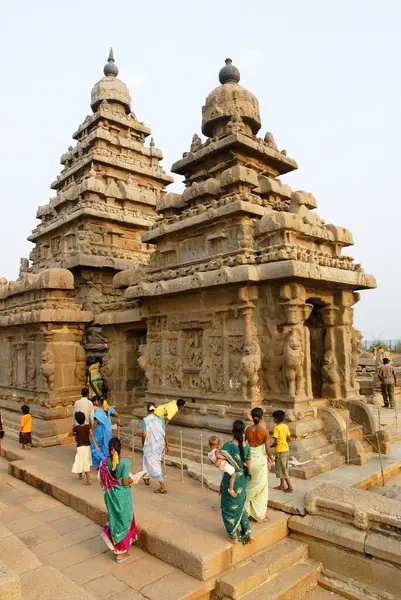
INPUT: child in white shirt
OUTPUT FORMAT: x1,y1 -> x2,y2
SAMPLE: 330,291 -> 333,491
208,436 -> 237,497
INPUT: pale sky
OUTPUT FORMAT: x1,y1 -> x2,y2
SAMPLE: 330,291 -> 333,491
1,0 -> 400,340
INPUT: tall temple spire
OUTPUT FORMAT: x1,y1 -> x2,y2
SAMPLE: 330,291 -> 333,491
104,47 -> 119,77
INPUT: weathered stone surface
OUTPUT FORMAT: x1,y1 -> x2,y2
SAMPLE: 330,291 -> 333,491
289,514 -> 366,553
293,534 -> 401,599
365,531 -> 401,566
0,563 -> 21,600
304,482 -> 401,532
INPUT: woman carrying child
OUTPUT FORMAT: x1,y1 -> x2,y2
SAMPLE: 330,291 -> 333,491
220,420 -> 254,544
245,407 -> 273,522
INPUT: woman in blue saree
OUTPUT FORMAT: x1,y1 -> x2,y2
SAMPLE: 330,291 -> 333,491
220,420 -> 254,544
91,397 -> 119,469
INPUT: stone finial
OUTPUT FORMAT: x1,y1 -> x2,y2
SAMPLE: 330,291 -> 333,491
219,58 -> 240,85
264,132 -> 277,149
103,47 -> 119,77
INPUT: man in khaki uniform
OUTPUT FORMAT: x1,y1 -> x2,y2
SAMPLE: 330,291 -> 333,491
378,358 -> 397,408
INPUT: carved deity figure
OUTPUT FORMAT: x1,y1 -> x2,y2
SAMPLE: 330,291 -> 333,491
227,109 -> 245,135
75,345 -> 86,387
321,351 -> 341,398
240,340 -> 261,395
27,351 -> 36,385
200,353 -> 213,393
41,350 -> 55,390
283,327 -> 304,397
190,134 -> 202,153
19,258 -> 30,279
185,332 -> 202,368
350,328 -> 363,389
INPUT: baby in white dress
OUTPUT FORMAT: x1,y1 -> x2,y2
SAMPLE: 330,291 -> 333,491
208,436 -> 237,497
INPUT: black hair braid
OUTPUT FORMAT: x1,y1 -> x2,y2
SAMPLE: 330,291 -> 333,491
108,437 -> 121,477
232,420 -> 251,479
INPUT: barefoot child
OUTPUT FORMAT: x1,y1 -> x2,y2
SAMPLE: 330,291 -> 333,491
208,436 -> 237,497
19,405 -> 32,449
70,411 -> 99,485
272,410 -> 293,493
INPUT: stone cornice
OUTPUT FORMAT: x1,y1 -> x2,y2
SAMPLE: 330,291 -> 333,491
0,309 -> 93,327
143,199 -> 266,242
172,132 -> 298,176
29,206 -> 155,241
51,151 -> 173,191
72,107 -> 151,140
124,261 -> 376,299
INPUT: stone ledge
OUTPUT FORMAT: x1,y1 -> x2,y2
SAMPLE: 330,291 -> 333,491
125,261 -> 376,299
289,514 -> 366,553
304,482 -> 401,532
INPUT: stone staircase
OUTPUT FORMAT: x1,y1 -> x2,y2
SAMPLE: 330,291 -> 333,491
215,538 -> 321,600
124,400 -> 380,481
1,439 -> 348,600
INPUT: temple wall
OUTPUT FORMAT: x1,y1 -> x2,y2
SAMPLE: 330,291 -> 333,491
101,281 -> 362,427
0,269 -> 92,446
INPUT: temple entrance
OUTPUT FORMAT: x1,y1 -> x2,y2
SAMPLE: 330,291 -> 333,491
305,299 -> 327,398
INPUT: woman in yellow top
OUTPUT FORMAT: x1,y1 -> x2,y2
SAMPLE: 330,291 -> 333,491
154,399 -> 186,425
19,405 -> 32,449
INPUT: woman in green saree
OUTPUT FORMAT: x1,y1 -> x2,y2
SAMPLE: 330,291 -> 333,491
220,420 -> 254,544
99,437 -> 138,563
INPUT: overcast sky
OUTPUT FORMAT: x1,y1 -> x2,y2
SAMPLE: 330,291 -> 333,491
1,0 -> 399,340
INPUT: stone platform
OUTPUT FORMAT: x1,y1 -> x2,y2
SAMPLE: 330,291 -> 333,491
3,439 -> 399,599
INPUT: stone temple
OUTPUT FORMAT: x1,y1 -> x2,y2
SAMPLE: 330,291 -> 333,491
0,51 -> 383,477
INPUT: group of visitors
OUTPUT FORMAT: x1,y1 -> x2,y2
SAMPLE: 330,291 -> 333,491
215,408 -> 292,545
69,387 -> 120,484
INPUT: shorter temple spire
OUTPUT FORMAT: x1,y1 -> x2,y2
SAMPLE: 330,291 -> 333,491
103,47 -> 119,77
218,58 -> 240,85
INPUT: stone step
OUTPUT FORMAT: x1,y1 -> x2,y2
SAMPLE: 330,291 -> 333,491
307,585 -> 345,599
348,425 -> 364,441
290,452 -> 346,480
20,565 -> 97,600
308,399 -> 329,408
391,427 -> 401,443
7,452 -> 289,582
319,570 -> 391,600
236,560 -> 320,600
216,538 -> 308,599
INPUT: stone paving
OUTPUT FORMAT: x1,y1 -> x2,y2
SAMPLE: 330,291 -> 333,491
0,457 -> 209,599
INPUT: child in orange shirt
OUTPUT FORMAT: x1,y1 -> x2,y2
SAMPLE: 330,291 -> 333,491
19,405 -> 32,449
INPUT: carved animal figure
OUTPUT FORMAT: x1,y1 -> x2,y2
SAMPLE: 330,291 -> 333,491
283,328 -> 304,396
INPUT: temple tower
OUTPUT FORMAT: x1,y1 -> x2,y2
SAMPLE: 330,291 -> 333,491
28,49 -> 173,355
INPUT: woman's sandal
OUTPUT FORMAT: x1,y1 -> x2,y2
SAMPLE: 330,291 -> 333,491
116,554 -> 129,564
153,488 -> 167,494
143,478 -> 150,486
